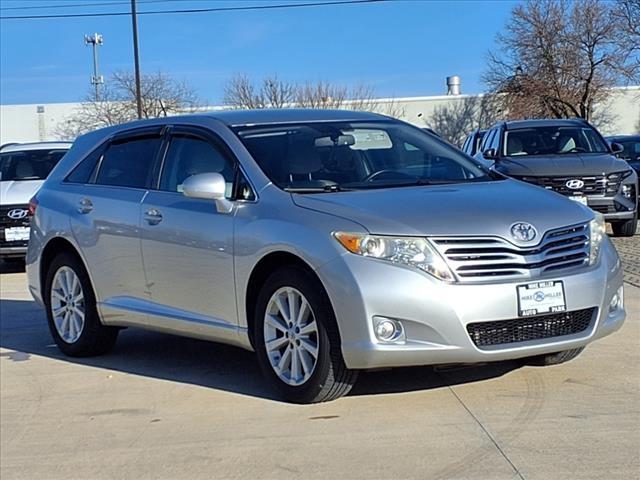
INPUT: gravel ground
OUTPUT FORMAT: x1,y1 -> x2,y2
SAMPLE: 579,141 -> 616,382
610,223 -> 640,288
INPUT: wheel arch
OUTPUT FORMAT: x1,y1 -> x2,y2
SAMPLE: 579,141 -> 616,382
39,237 -> 89,298
245,251 -> 335,349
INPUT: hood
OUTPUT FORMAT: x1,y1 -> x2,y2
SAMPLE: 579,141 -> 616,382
0,180 -> 44,206
495,153 -> 630,177
292,179 -> 593,241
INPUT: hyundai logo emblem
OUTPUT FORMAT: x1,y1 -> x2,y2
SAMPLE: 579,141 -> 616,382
510,222 -> 537,242
565,179 -> 585,190
7,208 -> 28,220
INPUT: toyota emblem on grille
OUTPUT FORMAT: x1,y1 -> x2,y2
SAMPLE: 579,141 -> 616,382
7,208 -> 28,220
565,179 -> 584,190
510,222 -> 537,242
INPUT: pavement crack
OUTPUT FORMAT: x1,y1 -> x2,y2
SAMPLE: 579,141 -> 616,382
447,385 -> 526,480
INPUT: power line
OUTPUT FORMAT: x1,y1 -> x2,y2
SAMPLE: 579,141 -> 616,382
0,0 -> 210,12
0,0 -> 389,20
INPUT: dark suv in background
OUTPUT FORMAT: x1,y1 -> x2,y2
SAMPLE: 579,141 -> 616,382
461,129 -> 486,156
474,119 -> 637,236
606,134 -> 640,176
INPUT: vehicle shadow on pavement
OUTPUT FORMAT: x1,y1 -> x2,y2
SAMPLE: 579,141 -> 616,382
0,259 -> 26,274
0,298 -> 524,403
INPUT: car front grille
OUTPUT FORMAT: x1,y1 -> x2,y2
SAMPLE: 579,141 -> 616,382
0,204 -> 30,229
514,175 -> 622,197
430,223 -> 590,282
467,307 -> 596,349
0,204 -> 30,247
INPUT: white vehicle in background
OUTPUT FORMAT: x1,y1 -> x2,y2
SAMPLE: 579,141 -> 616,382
1,142 -> 71,262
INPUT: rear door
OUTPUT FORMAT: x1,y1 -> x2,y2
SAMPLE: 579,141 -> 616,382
67,127 -> 164,311
139,125 -> 238,327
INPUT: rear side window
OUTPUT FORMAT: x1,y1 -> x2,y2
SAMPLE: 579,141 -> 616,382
66,146 -> 104,184
96,136 -> 161,188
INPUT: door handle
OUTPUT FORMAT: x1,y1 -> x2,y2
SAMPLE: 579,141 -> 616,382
144,208 -> 163,225
77,198 -> 93,214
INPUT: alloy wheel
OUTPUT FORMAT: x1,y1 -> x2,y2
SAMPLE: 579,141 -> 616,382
263,287 -> 319,386
50,266 -> 85,343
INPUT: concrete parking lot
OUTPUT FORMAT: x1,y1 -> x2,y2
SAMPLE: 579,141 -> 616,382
1,234 -> 639,479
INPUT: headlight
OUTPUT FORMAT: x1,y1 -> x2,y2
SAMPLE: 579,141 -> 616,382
333,232 -> 455,281
589,213 -> 606,265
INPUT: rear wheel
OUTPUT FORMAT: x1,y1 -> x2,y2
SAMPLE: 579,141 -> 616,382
611,214 -> 637,237
44,252 -> 119,357
254,266 -> 358,403
525,347 -> 585,366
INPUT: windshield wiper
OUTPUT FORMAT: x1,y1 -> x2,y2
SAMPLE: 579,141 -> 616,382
284,184 -> 349,193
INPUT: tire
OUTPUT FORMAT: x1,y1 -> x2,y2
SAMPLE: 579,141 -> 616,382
525,347 -> 585,366
611,215 -> 637,237
254,266 -> 358,403
44,252 -> 119,357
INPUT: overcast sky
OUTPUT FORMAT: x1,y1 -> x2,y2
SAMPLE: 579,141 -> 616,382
0,0 -> 516,105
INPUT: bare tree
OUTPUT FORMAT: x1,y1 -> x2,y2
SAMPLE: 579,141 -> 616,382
54,70 -> 201,140
427,94 -> 504,146
222,74 -> 296,109
222,74 -> 405,118
485,0 -> 639,122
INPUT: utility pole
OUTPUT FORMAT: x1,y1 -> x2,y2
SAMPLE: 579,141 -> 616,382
84,33 -> 104,101
131,0 -> 143,119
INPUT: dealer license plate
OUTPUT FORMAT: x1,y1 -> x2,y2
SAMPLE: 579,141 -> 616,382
569,195 -> 588,206
4,226 -> 30,242
517,281 -> 566,317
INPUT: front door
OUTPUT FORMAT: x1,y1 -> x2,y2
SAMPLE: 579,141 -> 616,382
139,126 -> 237,328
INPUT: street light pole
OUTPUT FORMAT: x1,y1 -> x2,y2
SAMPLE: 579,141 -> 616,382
131,0 -> 143,119
84,33 -> 104,101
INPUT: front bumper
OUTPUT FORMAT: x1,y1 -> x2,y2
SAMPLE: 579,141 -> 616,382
0,244 -> 28,258
318,237 -> 625,369
587,194 -> 636,221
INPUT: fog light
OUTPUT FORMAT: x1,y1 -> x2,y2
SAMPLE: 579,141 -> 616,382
373,317 -> 405,343
621,184 -> 634,199
609,286 -> 624,314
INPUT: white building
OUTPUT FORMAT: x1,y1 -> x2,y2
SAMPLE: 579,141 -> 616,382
1,86 -> 638,145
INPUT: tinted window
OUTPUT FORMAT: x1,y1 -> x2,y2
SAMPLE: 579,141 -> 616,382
234,170 -> 256,201
159,135 -> 235,196
0,149 -> 67,182
481,130 -> 495,152
504,126 -> 609,156
66,146 -> 103,183
462,135 -> 471,153
616,139 -> 640,159
490,129 -> 501,150
235,121 -> 495,192
96,136 -> 161,188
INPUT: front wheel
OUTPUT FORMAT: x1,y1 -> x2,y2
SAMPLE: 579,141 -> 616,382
44,252 -> 119,357
254,266 -> 358,403
611,215 -> 637,237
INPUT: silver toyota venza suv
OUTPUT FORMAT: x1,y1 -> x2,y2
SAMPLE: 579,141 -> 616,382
26,110 -> 626,403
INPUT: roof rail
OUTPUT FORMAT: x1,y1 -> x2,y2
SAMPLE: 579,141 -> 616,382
0,142 -> 20,151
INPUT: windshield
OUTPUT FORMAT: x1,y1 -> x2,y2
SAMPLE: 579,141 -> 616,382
504,126 -> 609,157
0,149 -> 67,182
235,121 -> 494,192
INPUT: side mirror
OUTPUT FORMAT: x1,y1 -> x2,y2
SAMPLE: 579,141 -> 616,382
610,142 -> 624,154
483,148 -> 498,160
182,172 -> 232,213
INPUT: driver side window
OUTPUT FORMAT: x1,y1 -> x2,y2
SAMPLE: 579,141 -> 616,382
160,134 -> 235,197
